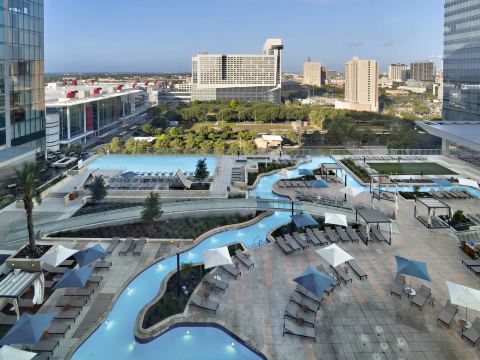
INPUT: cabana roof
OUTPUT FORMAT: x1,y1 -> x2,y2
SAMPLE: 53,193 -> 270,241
0,271 -> 40,299
173,170 -> 192,189
356,208 -> 391,224
415,197 -> 451,209
320,163 -> 342,170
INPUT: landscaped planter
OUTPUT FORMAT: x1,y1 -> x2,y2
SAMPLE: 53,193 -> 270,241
6,244 -> 53,271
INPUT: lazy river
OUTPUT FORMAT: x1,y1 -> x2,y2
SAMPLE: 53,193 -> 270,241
71,155 -> 479,359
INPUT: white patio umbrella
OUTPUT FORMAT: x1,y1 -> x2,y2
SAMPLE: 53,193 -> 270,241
203,247 -> 233,269
324,212 -> 348,227
280,169 -> 292,178
0,345 -> 36,360
40,245 -> 78,268
458,178 -> 479,189
339,186 -> 362,198
316,244 -> 353,268
446,281 -> 480,324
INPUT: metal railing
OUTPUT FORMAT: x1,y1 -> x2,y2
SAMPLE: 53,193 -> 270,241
330,148 -> 443,156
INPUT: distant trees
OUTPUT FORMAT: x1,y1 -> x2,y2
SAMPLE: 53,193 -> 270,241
141,191 -> 163,228
108,137 -> 121,153
89,176 -> 108,203
16,162 -> 42,255
194,158 -> 209,183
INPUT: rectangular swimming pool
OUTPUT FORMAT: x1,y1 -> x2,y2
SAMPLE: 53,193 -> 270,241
87,155 -> 218,174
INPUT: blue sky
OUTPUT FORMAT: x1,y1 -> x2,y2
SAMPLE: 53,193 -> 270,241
45,0 -> 444,73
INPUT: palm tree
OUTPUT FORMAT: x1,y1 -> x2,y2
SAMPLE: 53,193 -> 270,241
15,162 -> 42,256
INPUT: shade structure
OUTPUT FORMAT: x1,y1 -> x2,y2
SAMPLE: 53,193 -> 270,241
458,178 -> 479,189
279,169 -> 293,177
395,256 -> 431,281
120,171 -> 138,179
324,212 -> 348,227
298,169 -> 314,176
446,281 -> 480,312
40,245 -> 77,267
0,345 -> 36,360
291,213 -> 318,228
294,266 -> 334,297
203,247 -> 233,269
0,312 -> 56,346
53,266 -> 94,290
73,244 -> 107,268
339,186 -> 362,197
316,244 -> 353,268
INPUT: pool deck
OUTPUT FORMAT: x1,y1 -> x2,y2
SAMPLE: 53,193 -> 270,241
188,196 -> 480,360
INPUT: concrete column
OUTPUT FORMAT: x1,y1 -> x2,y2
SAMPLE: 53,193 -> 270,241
442,138 -> 450,156
67,107 -> 71,140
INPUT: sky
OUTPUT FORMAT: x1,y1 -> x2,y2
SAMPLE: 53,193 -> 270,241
45,0 -> 444,73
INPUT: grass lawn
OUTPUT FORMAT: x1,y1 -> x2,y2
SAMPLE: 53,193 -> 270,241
368,162 -> 457,175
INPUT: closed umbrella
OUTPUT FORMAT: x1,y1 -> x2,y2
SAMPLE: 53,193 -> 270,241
290,213 -> 318,228
40,245 -> 77,268
324,213 -> 348,227
32,273 -> 44,306
0,345 -> 36,360
53,266 -> 94,290
294,266 -> 334,297
395,255 -> 431,296
446,281 -> 480,326
316,244 -> 353,268
203,247 -> 233,269
0,312 -> 57,346
73,244 -> 107,268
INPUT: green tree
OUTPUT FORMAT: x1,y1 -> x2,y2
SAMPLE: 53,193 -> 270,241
194,158 -> 209,182
229,98 -> 239,108
141,191 -> 163,228
109,137 -> 121,153
15,162 -> 42,255
89,176 -> 108,203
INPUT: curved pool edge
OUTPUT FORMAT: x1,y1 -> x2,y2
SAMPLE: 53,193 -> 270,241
247,157 -> 311,191
66,210 -> 275,360
135,321 -> 269,360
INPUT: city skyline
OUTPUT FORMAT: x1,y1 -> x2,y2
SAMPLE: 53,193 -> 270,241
45,0 -> 443,73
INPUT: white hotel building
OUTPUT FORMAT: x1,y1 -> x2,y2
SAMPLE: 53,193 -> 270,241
190,39 -> 283,103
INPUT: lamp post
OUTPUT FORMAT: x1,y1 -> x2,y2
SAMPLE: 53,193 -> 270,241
176,244 -> 180,297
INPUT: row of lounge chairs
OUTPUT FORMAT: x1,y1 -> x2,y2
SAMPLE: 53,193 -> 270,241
461,258 -> 480,276
349,155 -> 427,161
106,237 -> 146,256
430,189 -> 477,199
283,287 -> 322,341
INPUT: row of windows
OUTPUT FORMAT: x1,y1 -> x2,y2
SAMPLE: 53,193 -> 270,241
2,12 -> 43,32
0,27 -> 43,46
6,0 -> 43,18
445,0 -> 477,9
11,114 -> 44,139
445,2 -> 480,18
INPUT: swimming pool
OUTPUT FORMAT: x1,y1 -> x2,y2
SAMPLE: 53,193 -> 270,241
70,212 -> 291,360
87,155 -> 218,174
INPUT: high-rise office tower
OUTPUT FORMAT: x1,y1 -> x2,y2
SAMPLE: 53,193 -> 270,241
443,0 -> 480,122
303,59 -> 322,87
0,1 -> 45,153
388,64 -> 408,82
341,56 -> 379,112
410,61 -> 436,82
191,39 -> 283,103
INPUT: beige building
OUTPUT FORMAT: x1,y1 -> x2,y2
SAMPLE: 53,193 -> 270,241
337,56 -> 378,112
303,59 -> 322,87
388,63 -> 408,82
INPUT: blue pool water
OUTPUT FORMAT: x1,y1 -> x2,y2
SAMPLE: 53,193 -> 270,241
71,212 -> 291,360
87,155 -> 218,174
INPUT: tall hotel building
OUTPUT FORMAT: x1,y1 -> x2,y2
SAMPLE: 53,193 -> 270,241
191,39 -> 283,103
336,56 -> 378,112
418,0 -> 480,154
0,0 -> 45,164
303,59 -> 323,87
388,64 -> 408,82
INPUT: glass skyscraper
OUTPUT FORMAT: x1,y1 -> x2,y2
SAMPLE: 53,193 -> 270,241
443,0 -> 480,121
0,0 -> 45,150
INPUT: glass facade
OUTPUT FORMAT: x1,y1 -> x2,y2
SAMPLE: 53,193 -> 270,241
443,0 -> 480,121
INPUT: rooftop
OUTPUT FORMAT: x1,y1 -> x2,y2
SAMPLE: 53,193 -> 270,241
417,121 -> 480,151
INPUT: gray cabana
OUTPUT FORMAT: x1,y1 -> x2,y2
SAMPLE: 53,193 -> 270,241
370,174 -> 396,202
355,207 -> 393,245
319,163 -> 342,181
0,271 -> 41,317
414,197 -> 452,229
